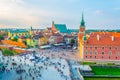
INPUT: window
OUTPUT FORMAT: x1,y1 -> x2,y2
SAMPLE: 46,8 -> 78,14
115,47 -> 118,50
109,46 -> 112,50
116,57 -> 118,59
109,51 -> 112,55
85,52 -> 88,55
102,46 -> 104,49
95,56 -> 96,58
94,51 -> 97,55
102,52 -> 104,55
95,46 -> 97,49
90,52 -> 92,54
86,46 -> 88,49
109,56 -> 111,59
90,46 -> 92,49
90,56 -> 92,58
86,56 -> 87,58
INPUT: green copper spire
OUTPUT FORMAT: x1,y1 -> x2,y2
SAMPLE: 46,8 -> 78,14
80,13 -> 85,27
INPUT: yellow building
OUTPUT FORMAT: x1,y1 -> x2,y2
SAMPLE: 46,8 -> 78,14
39,37 -> 49,46
8,27 -> 33,39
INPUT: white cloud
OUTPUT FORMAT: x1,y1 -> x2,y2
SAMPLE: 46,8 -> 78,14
94,10 -> 103,15
0,0 -> 53,28
0,0 -> 73,28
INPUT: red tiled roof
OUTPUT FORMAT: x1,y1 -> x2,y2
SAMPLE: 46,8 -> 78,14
86,32 -> 120,45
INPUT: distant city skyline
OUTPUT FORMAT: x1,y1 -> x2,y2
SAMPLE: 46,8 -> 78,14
0,0 -> 120,29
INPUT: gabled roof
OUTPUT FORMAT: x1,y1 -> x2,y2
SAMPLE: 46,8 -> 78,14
54,24 -> 68,33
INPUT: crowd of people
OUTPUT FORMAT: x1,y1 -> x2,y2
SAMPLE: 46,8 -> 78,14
0,48 -> 72,80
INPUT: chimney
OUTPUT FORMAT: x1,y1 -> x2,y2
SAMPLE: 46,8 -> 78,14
111,36 -> 114,41
97,35 -> 100,41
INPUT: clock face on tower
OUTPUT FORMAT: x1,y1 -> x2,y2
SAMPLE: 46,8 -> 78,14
80,27 -> 85,32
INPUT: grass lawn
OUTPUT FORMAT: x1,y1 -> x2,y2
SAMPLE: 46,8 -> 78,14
91,66 -> 120,75
85,78 -> 120,80
1,48 -> 18,56
82,62 -> 96,65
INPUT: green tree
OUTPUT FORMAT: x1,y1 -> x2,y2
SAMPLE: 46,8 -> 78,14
1,48 -> 17,56
0,35 -> 4,41
12,37 -> 18,42
70,39 -> 75,44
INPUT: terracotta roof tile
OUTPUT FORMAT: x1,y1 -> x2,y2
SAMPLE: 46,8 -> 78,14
86,32 -> 120,45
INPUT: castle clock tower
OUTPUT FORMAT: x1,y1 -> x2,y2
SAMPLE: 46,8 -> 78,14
79,13 -> 86,40
78,13 -> 86,60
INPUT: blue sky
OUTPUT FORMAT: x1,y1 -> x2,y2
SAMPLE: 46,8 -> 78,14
0,0 -> 120,29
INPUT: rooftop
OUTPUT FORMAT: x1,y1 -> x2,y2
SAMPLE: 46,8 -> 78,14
85,32 -> 120,45
54,24 -> 68,33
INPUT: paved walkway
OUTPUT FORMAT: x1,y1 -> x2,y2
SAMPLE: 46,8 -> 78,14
0,51 -> 71,80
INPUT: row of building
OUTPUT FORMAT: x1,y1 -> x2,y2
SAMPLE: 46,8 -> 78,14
0,22 -> 78,49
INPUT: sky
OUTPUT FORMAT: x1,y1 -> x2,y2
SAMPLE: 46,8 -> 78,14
0,0 -> 120,29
